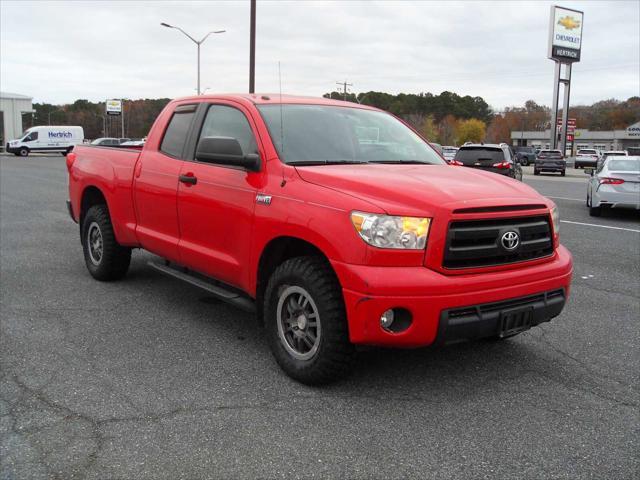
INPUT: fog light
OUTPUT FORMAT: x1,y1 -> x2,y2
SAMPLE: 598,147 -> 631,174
379,308 -> 413,333
380,309 -> 395,329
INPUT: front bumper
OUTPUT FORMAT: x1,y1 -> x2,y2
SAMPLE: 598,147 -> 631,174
332,245 -> 573,347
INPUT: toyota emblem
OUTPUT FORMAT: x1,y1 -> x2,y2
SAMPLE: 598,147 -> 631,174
501,231 -> 520,251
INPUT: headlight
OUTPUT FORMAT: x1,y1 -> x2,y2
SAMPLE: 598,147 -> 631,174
550,206 -> 560,236
351,211 -> 431,249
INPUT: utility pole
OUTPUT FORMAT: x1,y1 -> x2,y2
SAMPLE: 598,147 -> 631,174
336,80 -> 353,101
249,0 -> 256,93
121,99 -> 125,138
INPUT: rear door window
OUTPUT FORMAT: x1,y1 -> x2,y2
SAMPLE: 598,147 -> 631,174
454,147 -> 505,165
160,105 -> 197,158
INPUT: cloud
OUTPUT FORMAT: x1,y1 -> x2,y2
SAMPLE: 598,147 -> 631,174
1,0 -> 638,109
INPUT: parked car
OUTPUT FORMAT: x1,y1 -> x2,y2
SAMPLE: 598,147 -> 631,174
6,125 -> 84,157
90,137 -> 121,146
576,148 -> 599,158
586,156 -> 640,216
442,146 -> 458,162
66,94 -> 572,384
452,143 -> 523,180
513,146 -> 536,166
574,155 -> 598,169
535,149 -> 565,176
597,150 -> 628,170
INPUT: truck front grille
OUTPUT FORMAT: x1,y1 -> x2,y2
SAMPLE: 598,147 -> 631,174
443,215 -> 554,269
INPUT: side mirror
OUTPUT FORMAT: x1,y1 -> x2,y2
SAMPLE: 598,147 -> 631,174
195,136 -> 261,172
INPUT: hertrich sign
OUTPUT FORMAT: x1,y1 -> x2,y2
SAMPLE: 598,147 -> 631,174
548,5 -> 584,63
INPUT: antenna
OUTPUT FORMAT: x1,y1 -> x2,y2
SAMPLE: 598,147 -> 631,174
279,62 -> 286,187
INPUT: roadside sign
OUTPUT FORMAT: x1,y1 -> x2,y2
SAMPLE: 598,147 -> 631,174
106,99 -> 122,116
548,6 -> 584,62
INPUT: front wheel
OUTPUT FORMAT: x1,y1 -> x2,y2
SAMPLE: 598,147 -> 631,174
561,170 -> 566,177
18,148 -> 29,157
264,256 -> 355,385
534,169 -> 540,176
81,204 -> 131,281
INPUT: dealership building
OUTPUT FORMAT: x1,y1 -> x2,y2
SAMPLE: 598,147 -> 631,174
0,92 -> 34,150
511,121 -> 640,152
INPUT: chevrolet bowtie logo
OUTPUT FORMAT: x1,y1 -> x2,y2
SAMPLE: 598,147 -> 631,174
558,16 -> 581,30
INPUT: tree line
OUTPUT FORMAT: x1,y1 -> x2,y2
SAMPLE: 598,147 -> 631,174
28,93 -> 639,145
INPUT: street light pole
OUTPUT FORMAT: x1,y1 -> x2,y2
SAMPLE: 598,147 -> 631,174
161,23 -> 225,95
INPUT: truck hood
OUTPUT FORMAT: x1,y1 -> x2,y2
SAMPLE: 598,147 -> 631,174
295,164 -> 549,215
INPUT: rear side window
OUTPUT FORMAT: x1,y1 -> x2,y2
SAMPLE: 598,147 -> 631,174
161,106 -> 196,158
607,159 -> 639,171
454,147 -> 505,165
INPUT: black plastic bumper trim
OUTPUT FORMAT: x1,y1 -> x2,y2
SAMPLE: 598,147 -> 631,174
435,289 -> 566,345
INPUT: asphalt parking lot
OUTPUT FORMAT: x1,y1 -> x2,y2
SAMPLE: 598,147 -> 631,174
1,154 -> 638,479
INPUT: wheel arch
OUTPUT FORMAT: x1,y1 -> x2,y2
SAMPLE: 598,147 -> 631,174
79,185 -> 109,229
255,236 -> 337,325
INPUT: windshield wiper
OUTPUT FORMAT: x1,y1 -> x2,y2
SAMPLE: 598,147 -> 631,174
287,159 -> 369,166
368,160 -> 431,164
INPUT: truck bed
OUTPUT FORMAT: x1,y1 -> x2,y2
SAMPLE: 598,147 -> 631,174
68,144 -> 142,245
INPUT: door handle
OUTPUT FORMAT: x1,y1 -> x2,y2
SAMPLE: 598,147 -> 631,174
179,174 -> 197,185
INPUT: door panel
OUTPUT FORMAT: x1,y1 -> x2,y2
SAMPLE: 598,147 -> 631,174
177,164 -> 257,287
133,151 -> 183,261
177,103 -> 261,290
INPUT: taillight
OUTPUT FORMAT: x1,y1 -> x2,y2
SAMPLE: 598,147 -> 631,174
449,160 -> 464,166
599,177 -> 624,185
65,152 -> 76,171
492,161 -> 511,169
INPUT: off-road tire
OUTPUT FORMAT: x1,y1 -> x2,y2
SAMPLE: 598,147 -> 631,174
81,204 -> 131,281
264,256 -> 355,385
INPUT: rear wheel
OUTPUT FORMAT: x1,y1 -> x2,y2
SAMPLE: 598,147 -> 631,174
81,204 -> 131,281
264,256 -> 354,385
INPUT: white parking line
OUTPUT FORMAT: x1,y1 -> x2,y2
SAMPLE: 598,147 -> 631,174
547,196 -> 583,202
560,220 -> 640,233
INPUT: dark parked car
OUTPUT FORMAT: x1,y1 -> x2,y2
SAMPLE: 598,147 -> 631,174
452,143 -> 523,180
513,146 -> 536,166
535,149 -> 566,176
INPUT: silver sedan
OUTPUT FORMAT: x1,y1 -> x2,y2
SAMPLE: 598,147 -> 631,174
586,156 -> 640,216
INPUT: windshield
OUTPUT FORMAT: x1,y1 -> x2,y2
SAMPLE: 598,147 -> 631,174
257,104 -> 445,165
607,159 -> 639,171
454,147 -> 504,165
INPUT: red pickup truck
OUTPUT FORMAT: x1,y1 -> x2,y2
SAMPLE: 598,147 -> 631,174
67,94 -> 573,384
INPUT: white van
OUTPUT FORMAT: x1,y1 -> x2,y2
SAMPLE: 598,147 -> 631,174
6,126 -> 84,157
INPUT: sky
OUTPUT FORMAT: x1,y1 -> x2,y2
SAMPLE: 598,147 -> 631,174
1,0 -> 638,110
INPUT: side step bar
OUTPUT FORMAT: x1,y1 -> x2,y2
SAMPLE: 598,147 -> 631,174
148,261 -> 255,313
